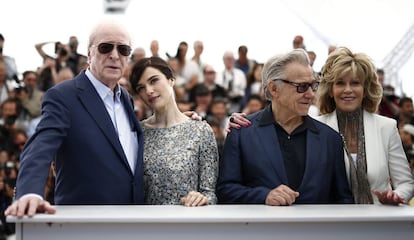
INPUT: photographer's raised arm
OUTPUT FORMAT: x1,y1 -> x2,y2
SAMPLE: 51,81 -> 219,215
35,41 -> 56,60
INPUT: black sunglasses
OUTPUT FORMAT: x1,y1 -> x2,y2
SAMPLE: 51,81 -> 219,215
274,79 -> 319,93
94,42 -> 132,56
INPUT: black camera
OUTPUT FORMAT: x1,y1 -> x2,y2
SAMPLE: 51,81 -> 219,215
14,85 -> 28,94
383,85 -> 397,101
4,116 -> 16,126
54,41 -> 68,57
58,47 -> 68,57
4,161 -> 15,176
407,149 -> 414,161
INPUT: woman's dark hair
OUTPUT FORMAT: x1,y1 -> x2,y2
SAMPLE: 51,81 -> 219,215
173,41 -> 188,65
398,97 -> 413,107
129,57 -> 175,94
246,63 -> 263,88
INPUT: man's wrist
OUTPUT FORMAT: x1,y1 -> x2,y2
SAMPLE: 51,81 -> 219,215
18,193 -> 44,201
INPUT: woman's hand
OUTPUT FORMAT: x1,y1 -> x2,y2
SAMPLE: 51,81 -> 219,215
183,111 -> 202,121
372,190 -> 406,205
180,191 -> 208,207
227,112 -> 251,133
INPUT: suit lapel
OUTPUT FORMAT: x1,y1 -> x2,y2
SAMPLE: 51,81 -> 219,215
363,110 -> 376,174
119,88 -> 145,175
301,124 -> 322,188
323,110 -> 340,131
75,74 -> 130,170
255,122 -> 289,183
120,88 -> 142,136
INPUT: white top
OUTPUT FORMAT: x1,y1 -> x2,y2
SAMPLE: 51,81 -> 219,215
314,110 -> 414,202
215,68 -> 246,98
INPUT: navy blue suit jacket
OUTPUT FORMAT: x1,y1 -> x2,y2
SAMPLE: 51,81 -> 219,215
16,71 -> 145,204
216,107 -> 353,204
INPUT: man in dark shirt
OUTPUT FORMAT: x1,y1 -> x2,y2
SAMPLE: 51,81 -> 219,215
216,49 -> 353,205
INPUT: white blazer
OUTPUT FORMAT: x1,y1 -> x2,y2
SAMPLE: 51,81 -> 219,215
314,110 -> 414,203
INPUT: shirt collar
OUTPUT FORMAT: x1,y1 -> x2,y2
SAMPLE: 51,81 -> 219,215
259,105 -> 318,133
85,69 -> 121,101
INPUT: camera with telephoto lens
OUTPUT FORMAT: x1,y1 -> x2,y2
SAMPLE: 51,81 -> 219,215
383,85 -> 397,101
14,83 -> 28,94
4,161 -> 15,176
55,41 -> 68,57
58,47 -> 68,57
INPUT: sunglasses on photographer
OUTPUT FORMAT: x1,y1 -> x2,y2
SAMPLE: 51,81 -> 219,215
93,42 -> 132,56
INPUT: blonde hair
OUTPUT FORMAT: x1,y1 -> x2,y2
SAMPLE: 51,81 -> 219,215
317,47 -> 383,114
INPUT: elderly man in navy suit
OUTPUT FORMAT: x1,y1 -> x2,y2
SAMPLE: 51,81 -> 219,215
217,49 -> 353,205
6,20 -> 144,217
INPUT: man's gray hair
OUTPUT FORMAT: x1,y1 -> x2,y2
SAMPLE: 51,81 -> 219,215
262,48 -> 310,101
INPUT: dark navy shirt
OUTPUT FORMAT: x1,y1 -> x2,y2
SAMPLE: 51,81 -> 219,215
259,105 -> 317,190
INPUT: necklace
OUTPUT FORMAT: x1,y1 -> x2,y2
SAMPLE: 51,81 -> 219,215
337,109 -> 360,153
337,108 -> 373,204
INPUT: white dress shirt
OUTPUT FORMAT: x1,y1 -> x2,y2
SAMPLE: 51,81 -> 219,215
86,70 -> 138,173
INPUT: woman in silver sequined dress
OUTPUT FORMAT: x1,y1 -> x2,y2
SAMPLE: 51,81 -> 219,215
129,57 -> 218,206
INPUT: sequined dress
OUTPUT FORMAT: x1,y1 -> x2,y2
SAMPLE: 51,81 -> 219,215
142,119 -> 218,205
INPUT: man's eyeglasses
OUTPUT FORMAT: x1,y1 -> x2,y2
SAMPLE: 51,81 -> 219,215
92,43 -> 132,56
274,79 -> 320,93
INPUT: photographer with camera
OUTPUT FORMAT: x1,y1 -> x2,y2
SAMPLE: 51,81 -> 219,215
0,123 -> 27,238
13,71 -> 44,119
0,61 -> 12,105
35,41 -> 72,91
0,126 -> 30,239
376,69 -> 400,118
0,34 -> 18,84
0,155 -> 19,239
395,97 -> 414,129
0,98 -> 30,139
67,36 -> 88,75
1,173 -> 14,239
399,124 -> 414,173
